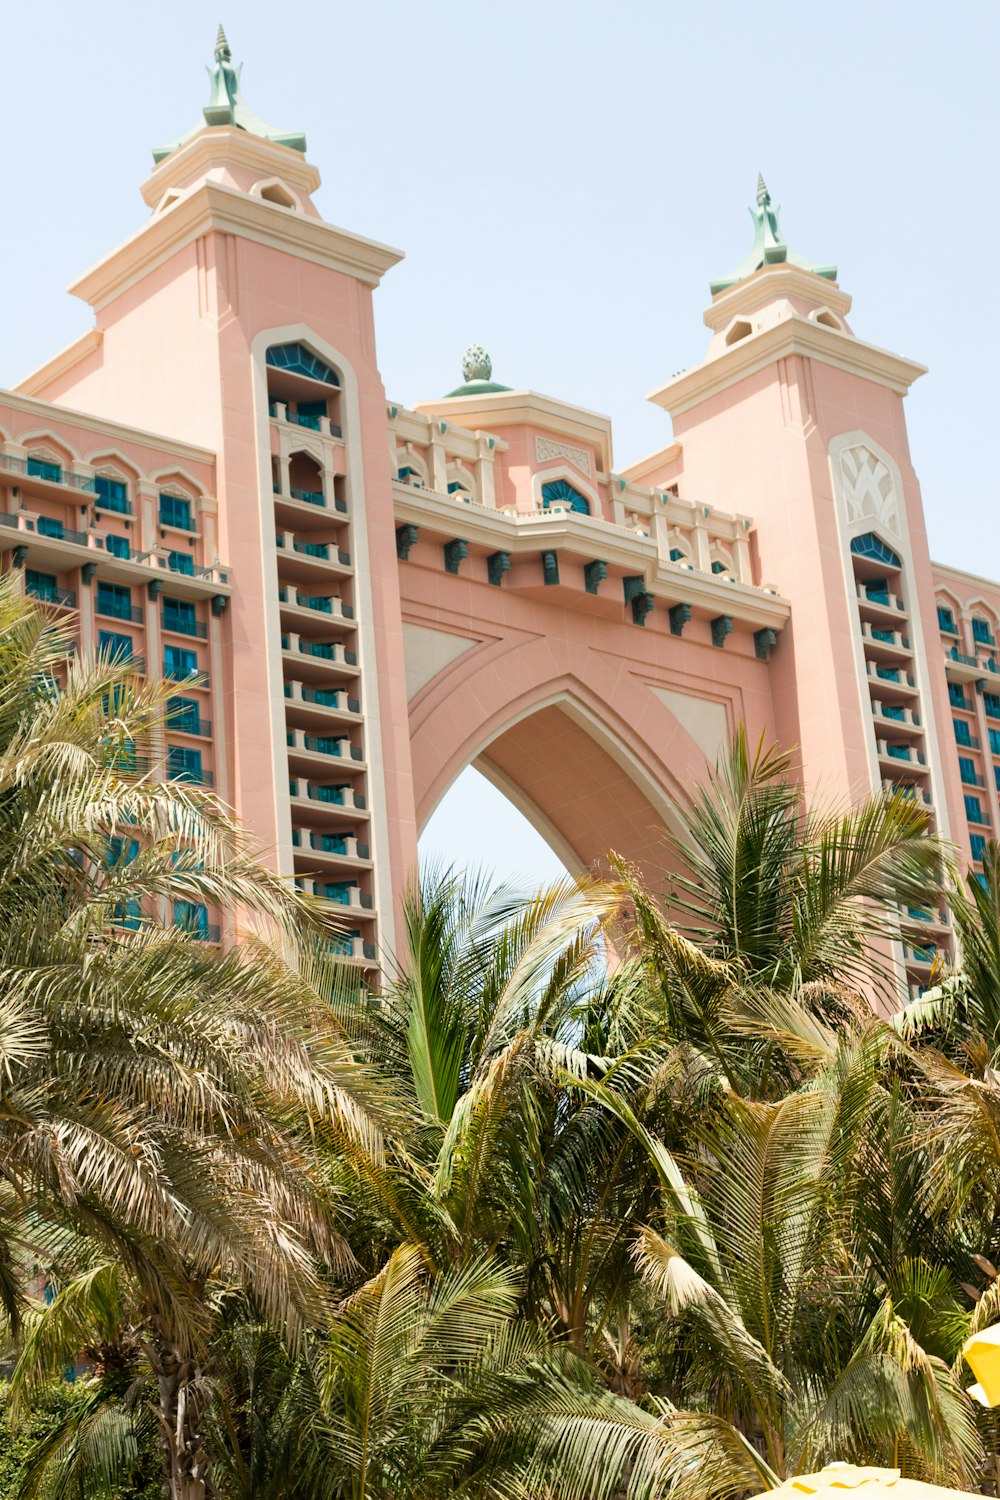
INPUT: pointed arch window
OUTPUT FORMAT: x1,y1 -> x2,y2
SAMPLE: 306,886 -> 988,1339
266,343 -> 340,387
541,479 -> 590,516
850,532 -> 901,570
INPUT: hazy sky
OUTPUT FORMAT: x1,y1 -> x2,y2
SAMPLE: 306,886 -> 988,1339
3,1 -> 997,884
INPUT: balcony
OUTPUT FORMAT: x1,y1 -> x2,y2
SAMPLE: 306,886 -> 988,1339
297,877 -> 375,913
883,779 -> 933,807
877,741 -> 927,767
164,665 -> 210,690
291,828 -> 371,864
960,767 -> 987,788
281,634 -> 360,679
856,582 -> 905,614
286,728 -> 364,766
275,533 -> 352,576
288,779 -> 368,817
162,611 -> 208,640
903,944 -> 936,969
866,662 -> 918,694
861,621 -> 911,657
269,401 -> 343,440
0,453 -> 97,496
871,701 -> 922,731
26,581 -> 76,609
97,599 -> 144,625
277,586 -> 355,622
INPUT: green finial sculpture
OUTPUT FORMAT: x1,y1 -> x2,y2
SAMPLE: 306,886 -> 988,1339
153,24 -> 306,164
710,174 -> 837,295
444,345 -> 512,398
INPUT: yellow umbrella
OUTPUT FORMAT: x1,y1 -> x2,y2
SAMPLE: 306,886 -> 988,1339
747,1465 -> 983,1498
962,1320 -> 1000,1407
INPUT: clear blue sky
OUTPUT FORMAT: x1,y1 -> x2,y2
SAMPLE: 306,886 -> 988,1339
3,1 -> 997,885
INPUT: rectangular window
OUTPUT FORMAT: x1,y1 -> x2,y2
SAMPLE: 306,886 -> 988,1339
995,766 -> 1000,793
971,833 -> 988,862
965,794 -> 984,824
25,569 -> 57,603
26,456 -> 62,483
96,581 -> 133,621
322,882 -> 351,904
973,618 -> 995,646
168,697 -> 202,734
949,682 -> 969,709
168,550 -> 195,576
159,494 -> 193,531
98,630 -> 133,664
937,605 -> 957,634
167,744 -> 203,782
107,835 -> 139,867
959,756 -> 977,784
173,900 -> 208,937
163,597 -> 197,635
990,729 -> 1000,756
105,533 -> 130,560
36,515 -> 64,539
295,400 -> 326,429
954,717 -> 973,747
986,693 -> 1000,719
95,476 -> 129,513
163,645 -> 199,680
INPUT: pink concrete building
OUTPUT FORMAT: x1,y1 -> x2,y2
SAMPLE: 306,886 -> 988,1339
3,31 -> 994,996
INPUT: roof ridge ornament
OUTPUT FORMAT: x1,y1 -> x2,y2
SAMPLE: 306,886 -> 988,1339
153,24 -> 306,165
710,174 -> 837,295
444,344 -> 512,398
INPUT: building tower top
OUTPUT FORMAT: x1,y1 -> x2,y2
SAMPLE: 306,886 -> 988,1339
444,345 -> 512,398
153,24 -> 306,164
710,174 -> 837,296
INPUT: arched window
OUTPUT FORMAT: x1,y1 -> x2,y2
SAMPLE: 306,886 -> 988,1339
266,343 -> 340,387
850,532 -> 901,570
541,478 -> 590,516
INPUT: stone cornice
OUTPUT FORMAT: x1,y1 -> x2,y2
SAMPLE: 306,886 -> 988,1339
705,264 -> 853,327
393,483 -> 790,631
650,316 -> 927,417
416,389 -> 614,473
69,179 -> 404,312
141,126 -> 323,205
0,385 -> 216,466
932,560 -> 1000,598
16,330 -> 103,398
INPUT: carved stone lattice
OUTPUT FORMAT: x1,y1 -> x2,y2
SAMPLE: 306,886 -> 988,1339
535,436 -> 592,478
839,445 -> 899,535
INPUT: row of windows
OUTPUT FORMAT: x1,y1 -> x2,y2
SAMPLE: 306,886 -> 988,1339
97,632 -> 204,681
938,602 -> 997,646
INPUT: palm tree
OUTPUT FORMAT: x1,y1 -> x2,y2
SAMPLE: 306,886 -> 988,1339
0,580 -> 390,1499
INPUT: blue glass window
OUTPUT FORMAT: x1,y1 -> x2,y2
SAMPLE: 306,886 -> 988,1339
959,756 -> 977,784
164,645 -> 199,680
265,343 -> 339,386
541,478 -> 590,516
105,534 -> 130,560
98,630 -> 134,664
37,515 -> 64,539
990,729 -> 1000,756
159,494 -> 193,531
973,618 -> 995,646
95,476 -> 129,513
995,766 -> 1000,793
168,550 -> 195,576
711,561 -> 726,575
971,834 -> 988,862
949,682 -> 969,709
323,881 -> 352,905
965,794 -> 984,823
168,697 -> 202,734
850,532 -> 901,569
294,400 -> 327,427
937,605 -> 957,633
173,900 -> 208,937
669,548 -> 685,562
955,718 -> 973,747
167,745 -> 203,782
25,570 -> 57,603
986,693 -> 1000,719
97,582 -> 133,620
26,456 -> 62,483
163,597 -> 197,635
107,836 -> 139,867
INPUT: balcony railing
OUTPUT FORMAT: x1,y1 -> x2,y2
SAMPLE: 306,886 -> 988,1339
168,766 -> 216,787
97,600 -> 144,624
27,583 -> 77,609
162,613 -> 208,640
0,453 -> 97,494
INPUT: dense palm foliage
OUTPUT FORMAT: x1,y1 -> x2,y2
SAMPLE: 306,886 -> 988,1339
3,579 -> 1000,1496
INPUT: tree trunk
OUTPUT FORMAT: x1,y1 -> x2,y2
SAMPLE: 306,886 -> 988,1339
146,1332 -> 215,1500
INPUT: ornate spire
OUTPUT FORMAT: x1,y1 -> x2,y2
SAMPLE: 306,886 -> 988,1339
153,25 -> 306,164
710,175 -> 837,295
444,345 -> 512,398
